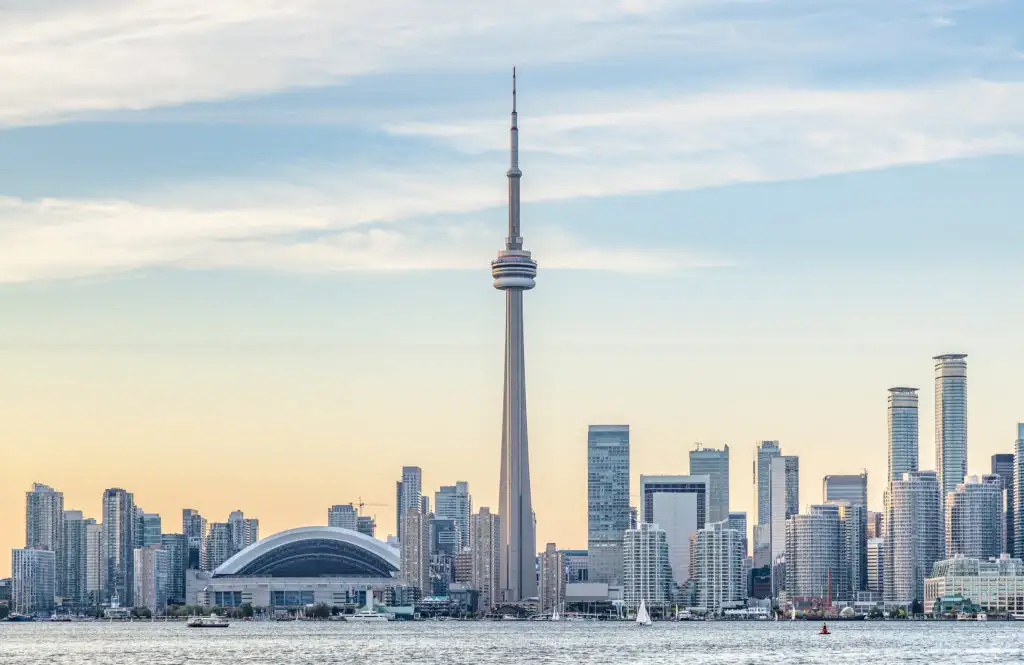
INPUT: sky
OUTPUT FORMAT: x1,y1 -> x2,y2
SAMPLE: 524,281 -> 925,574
3,0 -> 1024,574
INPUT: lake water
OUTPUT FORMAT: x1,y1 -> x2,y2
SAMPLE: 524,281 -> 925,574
1,621 -> 1021,664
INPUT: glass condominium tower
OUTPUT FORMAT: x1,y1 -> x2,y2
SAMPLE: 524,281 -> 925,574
754,441 -> 781,526
888,387 -> 919,482
934,354 -> 968,498
587,425 -> 630,586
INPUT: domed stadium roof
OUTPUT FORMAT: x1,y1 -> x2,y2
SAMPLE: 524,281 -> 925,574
213,526 -> 400,578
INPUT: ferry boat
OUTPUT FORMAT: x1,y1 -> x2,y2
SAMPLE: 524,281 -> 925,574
346,594 -> 392,622
186,614 -> 230,628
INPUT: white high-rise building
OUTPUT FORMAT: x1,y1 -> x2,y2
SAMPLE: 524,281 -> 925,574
395,466 -> 423,542
888,387 -> 919,482
884,471 -> 943,605
689,446 -> 730,524
754,441 -> 781,526
946,474 -> 1003,559
588,425 -> 631,586
204,523 -> 233,571
328,504 -> 358,530
836,502 -> 868,598
693,520 -> 744,613
101,488 -> 136,605
727,512 -> 748,557
623,521 -> 670,610
1015,424 -> 1024,557
133,547 -> 169,614
62,510 -> 89,609
12,548 -> 56,615
785,504 -> 841,601
492,70 -> 538,603
867,537 -> 885,594
538,543 -> 566,614
435,482 -> 472,550
25,483 -> 64,597
85,519 -> 102,606
399,508 -> 431,596
470,507 -> 501,611
640,475 -> 709,587
934,354 -> 968,499
769,456 -> 799,563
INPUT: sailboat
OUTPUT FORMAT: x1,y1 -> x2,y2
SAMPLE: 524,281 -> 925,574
791,607 -> 797,621
551,604 -> 561,622
635,600 -> 652,626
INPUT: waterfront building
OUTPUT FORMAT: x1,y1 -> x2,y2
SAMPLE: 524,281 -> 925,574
754,441 -> 782,526
395,466 -> 423,543
139,513 -> 162,548
836,502 -> 868,597
693,520 -> 744,613
471,507 -> 501,611
689,446 -> 730,524
399,509 -> 431,597
934,354 -> 968,499
161,533 -> 188,606
133,547 -> 169,614
770,456 -> 800,562
641,475 -> 708,588
102,488 -> 136,605
785,504 -> 841,601
823,472 -> 868,508
560,549 -> 589,583
884,471 -> 943,605
1015,425 -> 1024,556
85,519 -> 101,606
356,515 -> 376,538
492,71 -> 539,603
11,548 -> 56,615
435,482 -> 472,549
25,483 -> 64,597
0,578 -> 10,606
622,521 -> 670,610
182,509 -> 207,570
538,543 -> 566,614
328,504 -> 358,530
62,510 -> 89,609
727,512 -> 748,557
587,425 -> 631,586
867,537 -> 885,594
992,452 -> 1015,556
187,526 -> 402,610
925,555 -> 1024,616
946,475 -> 1003,559
203,522 -> 233,571
888,387 -> 919,482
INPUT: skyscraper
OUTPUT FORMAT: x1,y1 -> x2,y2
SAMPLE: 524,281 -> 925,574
435,482 -> 472,549
62,510 -> 89,609
836,502 -> 868,598
992,452 -> 1015,556
25,483 -> 64,596
493,70 -> 538,603
328,504 -> 358,530
11,548 -> 56,615
432,518 -> 459,557
945,475 -> 1003,559
694,520 -> 745,612
727,512 -> 748,557
888,387 -> 919,482
867,537 -> 885,594
538,543 -> 566,614
823,472 -> 868,508
641,475 -> 708,587
769,456 -> 799,562
356,515 -> 376,538
785,504 -> 841,601
85,518 -> 102,607
470,507 -> 501,611
754,441 -> 781,526
689,445 -> 730,524
140,513 -> 162,548
623,521 -> 670,610
182,509 -> 207,570
101,488 -> 136,605
395,466 -> 423,542
399,508 -> 431,597
587,425 -> 630,586
934,354 -> 968,498
160,533 -> 188,606
204,523 -> 233,571
884,471 -> 942,605
133,546 -> 168,614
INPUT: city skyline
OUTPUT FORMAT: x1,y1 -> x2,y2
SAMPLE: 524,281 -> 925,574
5,1 -> 1024,579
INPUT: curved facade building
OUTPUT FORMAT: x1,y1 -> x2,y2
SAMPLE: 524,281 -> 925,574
188,526 -> 403,609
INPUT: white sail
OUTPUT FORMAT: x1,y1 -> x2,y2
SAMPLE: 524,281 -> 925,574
636,600 -> 652,626
551,604 -> 561,621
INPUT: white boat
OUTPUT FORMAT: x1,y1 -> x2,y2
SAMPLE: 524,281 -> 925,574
551,604 -> 561,622
347,593 -> 393,622
186,615 -> 229,628
791,607 -> 797,621
977,613 -> 988,621
635,600 -> 652,626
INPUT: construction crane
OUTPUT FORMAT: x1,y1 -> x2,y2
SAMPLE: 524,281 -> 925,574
357,497 -> 388,516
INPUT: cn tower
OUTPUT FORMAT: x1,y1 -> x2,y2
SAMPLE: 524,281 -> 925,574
491,68 -> 538,602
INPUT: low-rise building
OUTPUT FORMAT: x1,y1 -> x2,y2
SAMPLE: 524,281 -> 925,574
925,555 -> 1024,616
